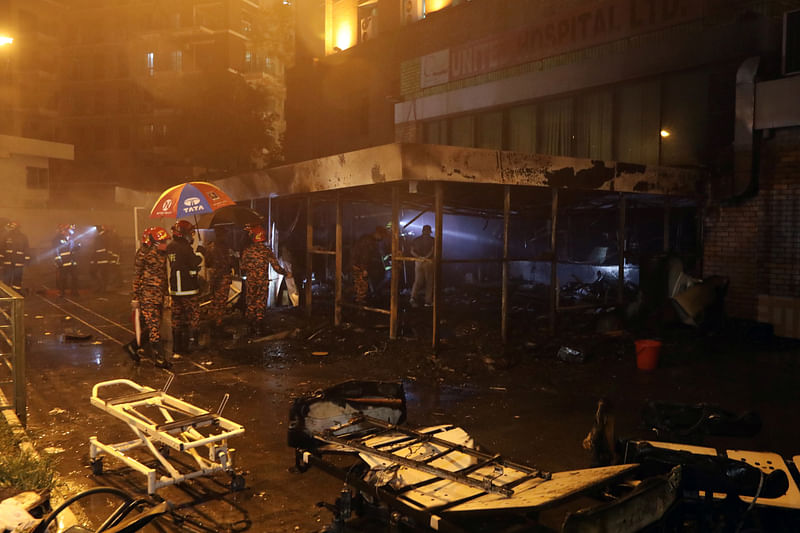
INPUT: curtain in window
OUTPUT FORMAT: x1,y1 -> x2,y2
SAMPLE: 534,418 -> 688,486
614,80 -> 660,165
539,97 -> 574,157
449,115 -> 475,147
508,104 -> 537,153
476,111 -> 503,149
576,91 -> 613,160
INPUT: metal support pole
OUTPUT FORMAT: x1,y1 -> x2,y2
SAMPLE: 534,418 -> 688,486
13,298 -> 25,427
549,188 -> 559,334
663,200 -> 671,252
618,193 -> 626,305
501,186 -> 510,344
335,193 -> 343,327
390,185 -> 400,340
432,183 -> 443,352
305,196 -> 313,319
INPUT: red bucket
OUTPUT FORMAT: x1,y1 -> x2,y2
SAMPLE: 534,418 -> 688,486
635,339 -> 662,371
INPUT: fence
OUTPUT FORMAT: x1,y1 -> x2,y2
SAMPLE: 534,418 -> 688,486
0,282 -> 26,426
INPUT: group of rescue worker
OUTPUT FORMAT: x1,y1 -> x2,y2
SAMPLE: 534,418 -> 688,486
53,223 -> 122,297
126,220 -> 291,368
0,221 -> 31,293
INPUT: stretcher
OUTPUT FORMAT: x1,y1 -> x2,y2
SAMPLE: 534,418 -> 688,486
89,377 -> 245,494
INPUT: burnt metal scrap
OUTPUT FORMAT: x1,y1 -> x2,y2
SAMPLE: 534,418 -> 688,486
289,381 -> 679,533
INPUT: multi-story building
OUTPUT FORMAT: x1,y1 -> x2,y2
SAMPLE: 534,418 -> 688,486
52,0 -> 293,195
282,0 -> 800,334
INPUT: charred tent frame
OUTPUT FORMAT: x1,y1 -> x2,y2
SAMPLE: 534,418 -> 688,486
218,143 -> 704,348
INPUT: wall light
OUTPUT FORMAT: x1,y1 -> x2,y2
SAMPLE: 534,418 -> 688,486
0,36 -> 13,46
660,129 -> 671,138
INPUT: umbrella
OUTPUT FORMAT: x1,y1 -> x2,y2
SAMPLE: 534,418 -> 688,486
150,181 -> 235,219
197,205 -> 264,228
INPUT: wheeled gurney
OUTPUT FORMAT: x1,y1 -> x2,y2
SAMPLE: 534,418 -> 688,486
89,377 -> 245,494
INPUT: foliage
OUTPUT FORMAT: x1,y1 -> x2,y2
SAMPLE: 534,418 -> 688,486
0,418 -> 58,493
168,71 -> 280,173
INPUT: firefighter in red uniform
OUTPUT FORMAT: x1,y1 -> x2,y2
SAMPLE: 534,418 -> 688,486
240,224 -> 290,335
54,224 -> 80,297
204,226 -> 234,332
1,221 -> 30,293
166,220 -> 203,353
126,227 -> 170,368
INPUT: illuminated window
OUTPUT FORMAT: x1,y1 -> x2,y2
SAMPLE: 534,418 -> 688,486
171,50 -> 182,72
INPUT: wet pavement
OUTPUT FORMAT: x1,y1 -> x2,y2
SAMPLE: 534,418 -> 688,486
12,261 -> 800,532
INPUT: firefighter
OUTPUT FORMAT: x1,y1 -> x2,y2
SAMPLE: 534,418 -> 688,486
126,226 -> 170,368
166,219 -> 202,353
54,224 -> 80,297
204,226 -> 234,332
351,226 -> 389,306
240,224 -> 289,335
89,224 -> 120,293
1,222 -> 30,292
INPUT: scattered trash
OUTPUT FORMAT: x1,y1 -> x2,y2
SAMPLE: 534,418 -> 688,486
34,315 -> 44,319
489,387 -> 507,392
312,352 -> 328,357
43,446 -> 65,454
48,408 -> 66,416
557,346 -> 585,363
362,346 -> 379,356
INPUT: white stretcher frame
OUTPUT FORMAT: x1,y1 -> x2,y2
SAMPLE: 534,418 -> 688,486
89,377 -> 245,494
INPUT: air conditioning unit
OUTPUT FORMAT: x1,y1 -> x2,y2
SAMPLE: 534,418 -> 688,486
361,15 -> 377,42
784,8 -> 800,75
403,0 -> 422,25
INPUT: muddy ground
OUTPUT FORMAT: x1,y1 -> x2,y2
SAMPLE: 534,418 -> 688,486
8,261 -> 800,532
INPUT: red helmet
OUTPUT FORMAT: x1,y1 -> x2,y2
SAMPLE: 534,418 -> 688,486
58,223 -> 76,236
6,221 -> 18,231
142,226 -> 169,246
244,224 -> 267,243
171,219 -> 195,239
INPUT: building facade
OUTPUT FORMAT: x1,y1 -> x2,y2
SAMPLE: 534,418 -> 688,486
284,0 -> 800,331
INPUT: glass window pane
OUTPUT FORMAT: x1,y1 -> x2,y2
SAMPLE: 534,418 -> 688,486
614,80 -> 660,165
576,91 -> 613,160
508,104 -> 537,153
660,70 -> 709,166
538,97 -> 574,156
449,115 -> 475,147
476,111 -> 503,149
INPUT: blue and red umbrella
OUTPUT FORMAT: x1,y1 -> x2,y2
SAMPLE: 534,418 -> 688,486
150,181 -> 235,218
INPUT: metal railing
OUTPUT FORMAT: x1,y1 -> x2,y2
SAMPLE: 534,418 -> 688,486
0,282 -> 25,426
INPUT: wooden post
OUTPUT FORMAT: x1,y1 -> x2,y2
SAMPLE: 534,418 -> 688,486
335,192 -> 343,326
305,196 -> 313,319
549,187 -> 559,334
501,185 -> 510,344
618,193 -> 626,305
433,182 -> 443,352
390,185 -> 400,339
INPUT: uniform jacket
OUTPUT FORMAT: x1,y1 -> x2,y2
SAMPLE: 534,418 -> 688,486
91,231 -> 120,267
166,238 -> 202,296
54,235 -> 79,268
241,243 -> 285,284
2,230 -> 30,268
133,245 -> 167,300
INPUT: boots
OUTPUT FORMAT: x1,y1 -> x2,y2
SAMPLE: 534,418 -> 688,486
123,340 -> 140,363
150,341 -> 171,369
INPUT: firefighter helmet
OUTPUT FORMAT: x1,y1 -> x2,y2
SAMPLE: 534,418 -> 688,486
244,224 -> 267,243
142,226 -> 169,246
5,221 -> 18,231
171,219 -> 195,239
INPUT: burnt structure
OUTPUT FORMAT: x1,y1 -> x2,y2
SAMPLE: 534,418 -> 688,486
212,142 -> 703,347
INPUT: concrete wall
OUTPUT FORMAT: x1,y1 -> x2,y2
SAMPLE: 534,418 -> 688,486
0,134 -> 74,209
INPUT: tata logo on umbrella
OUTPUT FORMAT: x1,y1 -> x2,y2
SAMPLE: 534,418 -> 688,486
182,196 -> 206,214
